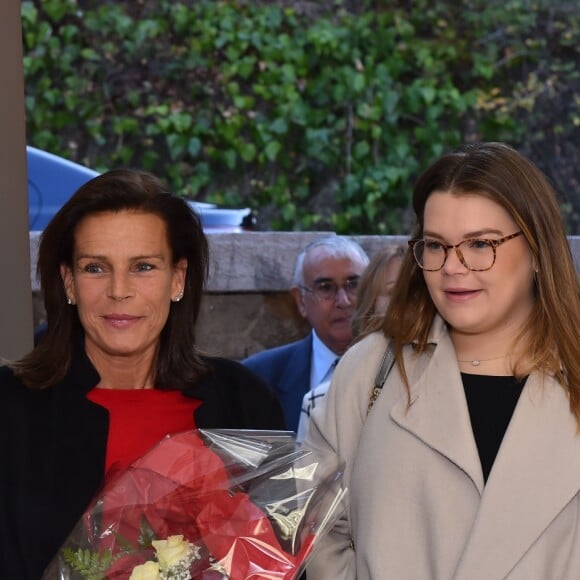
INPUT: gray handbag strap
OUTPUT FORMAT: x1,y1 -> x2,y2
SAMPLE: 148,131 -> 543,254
367,342 -> 395,415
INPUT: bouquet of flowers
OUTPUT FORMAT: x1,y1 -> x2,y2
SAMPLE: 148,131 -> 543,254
42,429 -> 347,580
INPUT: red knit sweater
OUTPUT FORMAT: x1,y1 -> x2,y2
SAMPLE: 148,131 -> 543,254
87,388 -> 201,474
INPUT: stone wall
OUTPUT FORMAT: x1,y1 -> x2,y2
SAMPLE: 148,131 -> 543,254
30,232 -> 580,361
195,232 -> 409,359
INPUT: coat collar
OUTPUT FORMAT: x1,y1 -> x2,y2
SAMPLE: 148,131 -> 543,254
390,318 -> 580,579
62,334 -> 101,395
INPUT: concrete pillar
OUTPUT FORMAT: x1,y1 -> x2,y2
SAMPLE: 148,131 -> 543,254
0,1 -> 33,359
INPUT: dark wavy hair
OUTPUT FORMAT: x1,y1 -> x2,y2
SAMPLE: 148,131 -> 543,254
14,168 -> 210,389
384,142 -> 580,422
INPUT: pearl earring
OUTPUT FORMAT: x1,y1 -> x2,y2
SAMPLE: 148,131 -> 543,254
66,297 -> 73,305
173,291 -> 184,302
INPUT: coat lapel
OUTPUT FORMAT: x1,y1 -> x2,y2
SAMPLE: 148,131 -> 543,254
452,373 -> 580,579
390,328 -> 485,493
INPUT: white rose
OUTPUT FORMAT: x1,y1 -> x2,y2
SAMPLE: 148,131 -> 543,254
152,534 -> 191,569
129,560 -> 161,580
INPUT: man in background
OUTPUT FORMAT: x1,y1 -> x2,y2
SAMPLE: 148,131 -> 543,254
243,236 -> 369,431
297,243 -> 405,442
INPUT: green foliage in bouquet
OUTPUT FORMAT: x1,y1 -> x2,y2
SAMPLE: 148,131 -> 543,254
62,547 -> 114,580
21,0 -> 579,233
61,515 -> 156,579
137,514 -> 157,551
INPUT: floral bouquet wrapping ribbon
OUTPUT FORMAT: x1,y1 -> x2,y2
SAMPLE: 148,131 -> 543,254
42,429 -> 347,580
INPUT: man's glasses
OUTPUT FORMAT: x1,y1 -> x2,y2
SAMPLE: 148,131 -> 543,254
408,231 -> 522,272
300,278 -> 359,302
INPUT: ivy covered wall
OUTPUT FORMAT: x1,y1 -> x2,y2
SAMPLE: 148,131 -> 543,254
22,0 -> 579,233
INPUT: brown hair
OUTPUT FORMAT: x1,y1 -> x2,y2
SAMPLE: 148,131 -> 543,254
13,168 -> 210,389
384,142 -> 580,422
352,244 -> 405,337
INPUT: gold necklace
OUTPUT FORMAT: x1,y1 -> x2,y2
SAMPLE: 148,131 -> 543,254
457,355 -> 507,367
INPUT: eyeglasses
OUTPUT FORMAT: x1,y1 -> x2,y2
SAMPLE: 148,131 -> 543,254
299,278 -> 359,302
408,231 -> 522,272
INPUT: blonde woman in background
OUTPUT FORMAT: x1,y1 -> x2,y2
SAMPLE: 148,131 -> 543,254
351,244 -> 406,337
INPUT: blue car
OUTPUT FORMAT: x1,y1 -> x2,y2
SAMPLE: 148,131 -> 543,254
27,147 -> 254,232
27,146 -> 100,231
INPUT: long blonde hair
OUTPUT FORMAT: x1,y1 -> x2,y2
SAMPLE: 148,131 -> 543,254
384,142 -> 580,422
352,244 -> 405,337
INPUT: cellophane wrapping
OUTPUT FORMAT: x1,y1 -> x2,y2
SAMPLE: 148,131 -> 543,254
42,429 -> 347,580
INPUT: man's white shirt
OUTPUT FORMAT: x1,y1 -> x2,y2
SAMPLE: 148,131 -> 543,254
298,331 -> 340,442
310,330 -> 339,390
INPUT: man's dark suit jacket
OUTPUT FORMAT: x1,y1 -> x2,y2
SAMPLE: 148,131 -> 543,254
243,333 -> 312,432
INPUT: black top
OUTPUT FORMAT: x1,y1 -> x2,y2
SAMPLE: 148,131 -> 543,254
0,341 -> 285,580
462,373 -> 526,483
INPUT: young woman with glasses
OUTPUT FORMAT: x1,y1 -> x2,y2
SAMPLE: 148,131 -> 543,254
303,142 -> 580,579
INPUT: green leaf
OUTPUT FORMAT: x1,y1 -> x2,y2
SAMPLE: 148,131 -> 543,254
420,86 -> 436,105
269,118 -> 288,134
223,148 -> 237,169
265,141 -> 281,161
137,514 -> 157,549
188,137 -> 202,157
239,142 -> 257,162
62,547 -> 114,580
353,141 -> 370,159
353,72 -> 366,92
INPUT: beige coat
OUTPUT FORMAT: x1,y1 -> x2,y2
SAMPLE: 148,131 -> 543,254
304,316 -> 580,579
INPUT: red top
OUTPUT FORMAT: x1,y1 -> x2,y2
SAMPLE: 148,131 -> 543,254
86,388 -> 201,475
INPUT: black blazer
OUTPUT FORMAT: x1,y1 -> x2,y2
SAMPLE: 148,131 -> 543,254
0,346 -> 285,579
243,333 -> 312,432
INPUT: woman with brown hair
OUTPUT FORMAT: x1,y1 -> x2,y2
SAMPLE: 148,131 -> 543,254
0,169 -> 284,579
304,142 -> 580,579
